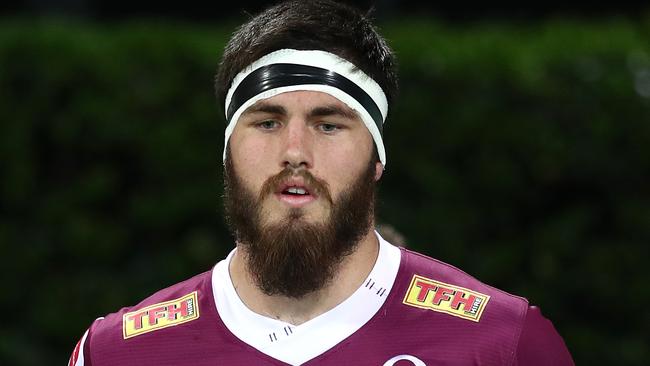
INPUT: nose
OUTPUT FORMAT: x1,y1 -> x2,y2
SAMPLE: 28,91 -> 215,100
281,119 -> 313,169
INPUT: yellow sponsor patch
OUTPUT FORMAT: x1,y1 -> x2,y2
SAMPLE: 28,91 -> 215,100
123,291 -> 200,339
403,275 -> 489,322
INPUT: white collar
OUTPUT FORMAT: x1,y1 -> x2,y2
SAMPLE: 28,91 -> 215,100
212,231 -> 401,365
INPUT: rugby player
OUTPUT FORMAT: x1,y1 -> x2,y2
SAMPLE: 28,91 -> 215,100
69,1 -> 574,364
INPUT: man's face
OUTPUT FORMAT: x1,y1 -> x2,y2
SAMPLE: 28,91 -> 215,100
224,91 -> 383,298
228,91 -> 381,227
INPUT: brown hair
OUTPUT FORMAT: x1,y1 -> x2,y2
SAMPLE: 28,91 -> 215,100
214,0 -> 398,115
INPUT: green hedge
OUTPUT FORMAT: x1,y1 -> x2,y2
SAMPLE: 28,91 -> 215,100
0,17 -> 648,365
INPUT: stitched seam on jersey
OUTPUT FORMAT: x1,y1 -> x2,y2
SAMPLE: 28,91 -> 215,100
309,247 -> 409,360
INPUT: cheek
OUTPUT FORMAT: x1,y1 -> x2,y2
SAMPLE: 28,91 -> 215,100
230,140 -> 273,191
315,139 -> 372,192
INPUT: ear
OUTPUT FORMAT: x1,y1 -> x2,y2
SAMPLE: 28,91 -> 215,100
374,161 -> 384,181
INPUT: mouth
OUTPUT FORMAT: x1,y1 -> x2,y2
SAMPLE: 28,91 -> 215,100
284,186 -> 309,196
276,181 -> 317,207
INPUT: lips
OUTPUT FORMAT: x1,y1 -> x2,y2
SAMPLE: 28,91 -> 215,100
276,179 -> 317,207
279,181 -> 310,195
259,167 -> 332,207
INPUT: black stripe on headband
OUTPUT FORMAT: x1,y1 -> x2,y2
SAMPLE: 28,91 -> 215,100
227,63 -> 383,134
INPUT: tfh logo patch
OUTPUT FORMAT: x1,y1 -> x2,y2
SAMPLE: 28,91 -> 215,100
123,291 -> 200,339
403,275 -> 489,322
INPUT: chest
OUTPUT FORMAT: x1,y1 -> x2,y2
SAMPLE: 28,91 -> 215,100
93,309 -> 516,366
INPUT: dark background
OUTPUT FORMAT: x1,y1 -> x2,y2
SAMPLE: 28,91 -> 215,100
1,1 -> 649,365
4,0 -> 650,21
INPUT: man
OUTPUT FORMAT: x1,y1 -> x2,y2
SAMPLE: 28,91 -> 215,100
69,1 -> 574,365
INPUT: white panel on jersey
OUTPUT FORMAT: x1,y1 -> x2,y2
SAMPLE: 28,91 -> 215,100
69,329 -> 90,366
212,231 -> 401,366
71,316 -> 104,366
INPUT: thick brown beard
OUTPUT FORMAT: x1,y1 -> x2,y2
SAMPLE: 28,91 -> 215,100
223,155 -> 377,299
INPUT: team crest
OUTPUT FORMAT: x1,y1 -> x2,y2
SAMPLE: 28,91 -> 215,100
123,291 -> 200,339
403,275 -> 489,322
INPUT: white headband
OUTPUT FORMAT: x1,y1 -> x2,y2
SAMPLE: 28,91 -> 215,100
223,49 -> 388,166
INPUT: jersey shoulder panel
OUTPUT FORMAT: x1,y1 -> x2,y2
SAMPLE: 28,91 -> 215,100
399,247 -> 529,308
85,270 -> 216,365
395,248 -> 529,365
93,270 -> 212,336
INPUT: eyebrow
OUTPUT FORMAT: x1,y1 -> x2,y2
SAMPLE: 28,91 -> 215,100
240,102 -> 359,121
308,105 -> 359,121
241,103 -> 287,117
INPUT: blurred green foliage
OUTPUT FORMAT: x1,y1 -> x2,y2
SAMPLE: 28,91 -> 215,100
0,16 -> 649,365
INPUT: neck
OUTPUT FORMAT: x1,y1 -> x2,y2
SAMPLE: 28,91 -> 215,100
229,229 -> 380,326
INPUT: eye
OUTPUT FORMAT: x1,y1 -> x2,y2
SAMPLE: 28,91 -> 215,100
318,123 -> 339,133
256,120 -> 279,130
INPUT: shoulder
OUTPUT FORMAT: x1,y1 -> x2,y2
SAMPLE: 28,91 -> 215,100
394,248 -> 528,363
396,248 -> 573,365
398,247 -> 529,319
68,270 -> 214,366
95,270 -> 212,337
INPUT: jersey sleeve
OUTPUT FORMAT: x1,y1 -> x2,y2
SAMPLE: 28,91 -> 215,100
514,306 -> 574,365
68,318 -> 102,366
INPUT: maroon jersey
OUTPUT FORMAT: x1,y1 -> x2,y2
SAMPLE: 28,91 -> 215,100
69,236 -> 573,365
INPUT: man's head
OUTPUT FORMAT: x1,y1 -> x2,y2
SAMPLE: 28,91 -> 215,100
216,0 -> 398,298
